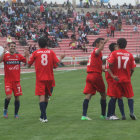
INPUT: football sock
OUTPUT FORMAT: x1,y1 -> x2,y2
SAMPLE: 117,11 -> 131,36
45,102 -> 48,110
112,98 -> 117,115
4,98 -> 10,110
44,102 -> 48,116
82,99 -> 89,116
128,99 -> 134,114
118,99 -> 125,117
14,100 -> 20,115
110,98 -> 116,116
39,103 -> 43,119
107,99 -> 112,117
40,102 -> 47,120
100,99 -> 106,116
50,87 -> 53,94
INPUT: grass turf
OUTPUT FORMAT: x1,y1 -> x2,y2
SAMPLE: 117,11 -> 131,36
0,68 -> 140,140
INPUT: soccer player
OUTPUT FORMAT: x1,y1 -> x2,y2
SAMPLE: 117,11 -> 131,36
106,43 -> 125,120
81,38 -> 108,120
0,42 -> 26,118
108,38 -> 137,120
28,37 -> 64,123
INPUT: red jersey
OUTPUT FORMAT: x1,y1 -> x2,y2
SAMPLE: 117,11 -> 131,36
28,48 -> 59,81
108,49 -> 136,83
3,53 -> 26,82
105,53 -> 114,81
87,48 -> 102,73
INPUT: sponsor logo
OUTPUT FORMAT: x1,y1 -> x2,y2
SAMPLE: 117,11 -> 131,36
9,65 -> 19,70
6,61 -> 20,65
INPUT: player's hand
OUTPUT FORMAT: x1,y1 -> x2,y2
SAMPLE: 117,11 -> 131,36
3,45 -> 7,53
104,38 -> 109,44
112,75 -> 119,81
102,66 -> 106,72
60,54 -> 65,60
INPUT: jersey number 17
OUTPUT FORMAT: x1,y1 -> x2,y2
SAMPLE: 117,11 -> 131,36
118,56 -> 129,69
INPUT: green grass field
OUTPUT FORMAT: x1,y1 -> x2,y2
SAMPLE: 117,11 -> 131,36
0,68 -> 140,140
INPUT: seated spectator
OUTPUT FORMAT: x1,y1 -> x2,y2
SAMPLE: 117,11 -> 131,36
32,44 -> 37,52
133,24 -> 138,32
19,36 -> 27,46
63,30 -> 69,38
123,3 -> 128,9
69,41 -> 77,49
82,32 -> 89,43
81,41 -> 88,52
7,35 -> 12,43
108,3 -> 111,9
29,44 -> 33,54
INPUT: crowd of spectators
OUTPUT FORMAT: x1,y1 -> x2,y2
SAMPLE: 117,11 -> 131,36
0,1 -> 140,52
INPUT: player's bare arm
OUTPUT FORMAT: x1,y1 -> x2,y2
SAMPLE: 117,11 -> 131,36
56,54 -> 65,66
95,38 -> 109,55
107,67 -> 119,81
0,46 -> 6,63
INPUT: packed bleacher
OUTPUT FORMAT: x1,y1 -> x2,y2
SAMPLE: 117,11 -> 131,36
0,0 -> 140,64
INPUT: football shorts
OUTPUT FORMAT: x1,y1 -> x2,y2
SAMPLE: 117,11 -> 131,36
5,81 -> 22,96
35,80 -> 53,96
106,80 -> 122,98
115,82 -> 134,98
83,73 -> 105,95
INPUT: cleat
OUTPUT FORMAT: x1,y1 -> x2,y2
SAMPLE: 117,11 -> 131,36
109,115 -> 119,120
39,118 -> 43,122
3,109 -> 8,118
122,116 -> 126,120
15,115 -> 19,119
100,115 -> 106,119
130,114 -> 137,120
41,119 -> 48,123
81,116 -> 92,120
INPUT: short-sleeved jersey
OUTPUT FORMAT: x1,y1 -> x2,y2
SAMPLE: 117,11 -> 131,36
3,53 -> 26,82
28,48 -> 59,81
105,53 -> 114,81
108,49 -> 136,83
87,48 -> 102,73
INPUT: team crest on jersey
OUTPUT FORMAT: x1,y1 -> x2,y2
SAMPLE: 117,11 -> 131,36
16,55 -> 19,58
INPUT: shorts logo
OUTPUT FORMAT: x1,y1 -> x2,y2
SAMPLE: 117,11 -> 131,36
6,87 -> 10,92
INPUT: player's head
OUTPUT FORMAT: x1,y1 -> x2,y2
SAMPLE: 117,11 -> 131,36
117,38 -> 127,49
93,38 -> 104,48
9,42 -> 16,54
109,43 -> 118,52
38,37 -> 47,48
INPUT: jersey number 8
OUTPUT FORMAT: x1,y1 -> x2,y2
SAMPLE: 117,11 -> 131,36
41,54 -> 48,66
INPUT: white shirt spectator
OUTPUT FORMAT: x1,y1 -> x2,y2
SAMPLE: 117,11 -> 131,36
133,25 -> 138,32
